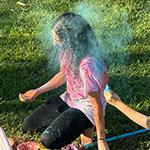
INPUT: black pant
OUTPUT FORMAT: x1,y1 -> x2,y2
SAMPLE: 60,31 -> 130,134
22,97 -> 93,149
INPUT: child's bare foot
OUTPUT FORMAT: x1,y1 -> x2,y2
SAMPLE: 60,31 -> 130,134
80,127 -> 94,146
104,85 -> 122,106
80,134 -> 93,145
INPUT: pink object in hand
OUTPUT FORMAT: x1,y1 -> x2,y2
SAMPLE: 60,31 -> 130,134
17,141 -> 39,150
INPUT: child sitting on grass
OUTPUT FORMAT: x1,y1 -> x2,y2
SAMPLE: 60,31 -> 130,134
20,12 -> 109,150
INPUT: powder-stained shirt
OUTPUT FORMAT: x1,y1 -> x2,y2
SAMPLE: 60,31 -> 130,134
59,56 -> 109,125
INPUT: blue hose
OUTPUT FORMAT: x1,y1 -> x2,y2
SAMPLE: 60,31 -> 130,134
84,129 -> 148,149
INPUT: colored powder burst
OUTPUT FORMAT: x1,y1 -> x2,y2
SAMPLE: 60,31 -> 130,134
37,1 -> 133,71
73,1 -> 133,66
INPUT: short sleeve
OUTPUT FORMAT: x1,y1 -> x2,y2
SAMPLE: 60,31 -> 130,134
80,58 -> 101,95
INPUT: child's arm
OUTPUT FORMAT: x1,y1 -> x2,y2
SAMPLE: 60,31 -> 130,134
36,66 -> 66,94
88,91 -> 109,150
104,88 -> 149,129
21,66 -> 66,101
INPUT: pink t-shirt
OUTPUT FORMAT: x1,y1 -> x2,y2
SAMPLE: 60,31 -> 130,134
59,56 -> 109,125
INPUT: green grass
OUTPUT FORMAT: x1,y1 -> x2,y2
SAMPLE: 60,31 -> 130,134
0,0 -> 150,149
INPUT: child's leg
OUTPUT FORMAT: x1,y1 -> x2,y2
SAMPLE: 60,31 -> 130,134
22,97 -> 69,133
104,90 -> 150,129
41,108 -> 94,149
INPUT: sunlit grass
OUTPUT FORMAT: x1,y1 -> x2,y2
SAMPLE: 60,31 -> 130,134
0,0 -> 150,149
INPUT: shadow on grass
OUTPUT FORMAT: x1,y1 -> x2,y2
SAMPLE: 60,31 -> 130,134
109,75 -> 150,104
0,57 -> 60,100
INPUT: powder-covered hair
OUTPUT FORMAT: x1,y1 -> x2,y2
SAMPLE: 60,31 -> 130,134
51,12 -> 103,72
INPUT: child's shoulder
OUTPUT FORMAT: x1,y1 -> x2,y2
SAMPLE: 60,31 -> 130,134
80,56 -> 107,73
80,56 -> 97,65
80,56 -> 104,67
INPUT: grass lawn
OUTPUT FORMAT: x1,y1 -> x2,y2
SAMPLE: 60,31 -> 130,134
0,0 -> 150,149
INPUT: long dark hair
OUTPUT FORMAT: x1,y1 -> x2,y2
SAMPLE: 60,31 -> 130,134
51,12 -> 102,71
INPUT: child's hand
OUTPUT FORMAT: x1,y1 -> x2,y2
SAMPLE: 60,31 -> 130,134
19,89 -> 40,102
104,85 -> 122,106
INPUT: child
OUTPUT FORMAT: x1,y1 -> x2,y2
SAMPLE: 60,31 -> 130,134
20,13 -> 109,150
